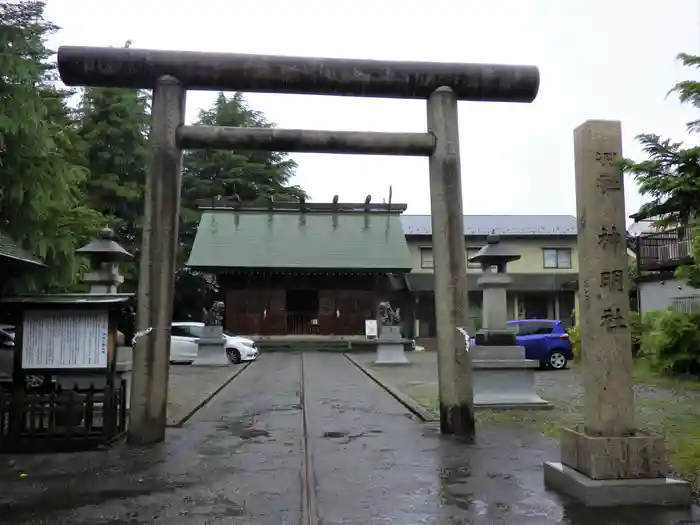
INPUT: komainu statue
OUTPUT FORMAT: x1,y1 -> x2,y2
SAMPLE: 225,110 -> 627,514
378,301 -> 401,327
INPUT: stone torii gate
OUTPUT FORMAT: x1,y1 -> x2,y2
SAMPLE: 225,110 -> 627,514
57,46 -> 540,446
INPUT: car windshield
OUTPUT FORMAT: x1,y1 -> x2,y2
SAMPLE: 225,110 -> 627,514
222,330 -> 237,337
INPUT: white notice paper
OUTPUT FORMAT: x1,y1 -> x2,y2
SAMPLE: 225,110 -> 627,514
22,310 -> 109,369
365,320 -> 378,339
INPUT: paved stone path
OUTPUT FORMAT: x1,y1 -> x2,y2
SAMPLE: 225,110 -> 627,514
166,363 -> 248,425
1,353 -> 698,524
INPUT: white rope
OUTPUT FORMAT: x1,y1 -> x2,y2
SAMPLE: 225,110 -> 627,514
456,327 -> 471,354
131,327 -> 153,345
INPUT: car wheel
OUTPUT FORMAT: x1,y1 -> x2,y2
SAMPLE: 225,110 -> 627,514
548,350 -> 567,370
227,348 -> 241,364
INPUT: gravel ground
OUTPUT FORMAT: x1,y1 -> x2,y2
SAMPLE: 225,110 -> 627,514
354,351 -> 700,491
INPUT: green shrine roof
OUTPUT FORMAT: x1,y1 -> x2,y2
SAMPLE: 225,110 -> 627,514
187,204 -> 413,272
0,230 -> 45,267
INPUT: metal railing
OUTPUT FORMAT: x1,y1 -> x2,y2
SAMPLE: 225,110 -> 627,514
671,295 -> 700,314
636,228 -> 692,271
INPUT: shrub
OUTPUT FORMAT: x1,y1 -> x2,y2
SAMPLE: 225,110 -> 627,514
629,311 -> 643,357
641,308 -> 700,376
567,308 -> 641,363
568,323 -> 581,362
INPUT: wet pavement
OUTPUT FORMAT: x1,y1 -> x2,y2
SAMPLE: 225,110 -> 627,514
1,352 -> 699,524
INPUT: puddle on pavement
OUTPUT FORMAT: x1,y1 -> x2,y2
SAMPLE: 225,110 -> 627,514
0,479 -> 195,522
216,420 -> 270,439
322,431 -> 348,438
439,465 -> 471,484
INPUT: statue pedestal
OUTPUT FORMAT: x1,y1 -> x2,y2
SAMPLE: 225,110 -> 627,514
374,326 -> 410,365
193,325 -> 228,366
471,344 -> 551,409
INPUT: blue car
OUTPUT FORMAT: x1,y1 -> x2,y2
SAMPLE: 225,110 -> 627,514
471,319 -> 573,370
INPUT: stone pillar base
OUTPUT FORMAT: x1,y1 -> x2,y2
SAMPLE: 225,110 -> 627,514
193,339 -> 228,366
374,342 -> 410,365
472,345 -> 552,410
543,462 -> 691,507
543,427 -> 692,507
374,326 -> 410,365
560,427 -> 667,479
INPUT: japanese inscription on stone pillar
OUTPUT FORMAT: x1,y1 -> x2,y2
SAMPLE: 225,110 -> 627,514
574,120 -> 634,436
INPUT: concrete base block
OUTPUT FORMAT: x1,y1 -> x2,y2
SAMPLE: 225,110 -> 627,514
374,342 -> 410,365
543,461 -> 692,507
472,344 -> 552,410
193,340 -> 228,366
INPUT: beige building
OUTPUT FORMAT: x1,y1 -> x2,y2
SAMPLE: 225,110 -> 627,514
401,214 -> 578,337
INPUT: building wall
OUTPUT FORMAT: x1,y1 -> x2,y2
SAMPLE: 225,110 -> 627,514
638,278 -> 700,314
410,290 -> 576,338
406,236 -> 579,274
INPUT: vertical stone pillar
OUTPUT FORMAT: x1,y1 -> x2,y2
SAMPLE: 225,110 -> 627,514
426,86 -> 474,441
129,76 -> 186,446
543,120 -> 690,507
576,120 -> 634,435
481,275 -> 509,331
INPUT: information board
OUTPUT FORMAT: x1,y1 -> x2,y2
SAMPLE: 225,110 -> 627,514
22,310 -> 109,369
365,320 -> 378,339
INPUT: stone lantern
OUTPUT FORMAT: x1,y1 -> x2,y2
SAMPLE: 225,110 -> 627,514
77,227 -> 134,371
468,234 -> 520,344
76,227 -> 133,294
466,234 -> 551,410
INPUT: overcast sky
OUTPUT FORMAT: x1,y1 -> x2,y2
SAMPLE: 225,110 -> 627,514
45,0 -> 700,218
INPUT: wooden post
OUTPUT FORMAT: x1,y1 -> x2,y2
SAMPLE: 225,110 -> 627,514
128,76 -> 186,446
427,87 -> 474,441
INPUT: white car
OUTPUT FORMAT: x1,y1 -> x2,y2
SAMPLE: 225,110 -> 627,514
170,322 -> 259,365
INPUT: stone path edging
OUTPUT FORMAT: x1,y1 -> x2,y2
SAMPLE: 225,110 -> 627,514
167,361 -> 252,428
344,353 -> 438,422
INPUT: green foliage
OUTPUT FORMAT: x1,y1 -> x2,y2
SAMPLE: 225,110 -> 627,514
181,92 -> 307,254
640,308 -> 700,376
628,310 -> 644,357
0,1 -> 105,293
668,53 -> 700,134
567,323 -> 581,362
620,53 -> 700,226
174,92 -> 309,320
76,71 -> 151,287
628,257 -> 638,288
675,221 -> 700,288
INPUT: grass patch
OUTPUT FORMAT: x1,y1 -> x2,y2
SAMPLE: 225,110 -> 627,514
633,358 -> 700,391
397,372 -> 700,495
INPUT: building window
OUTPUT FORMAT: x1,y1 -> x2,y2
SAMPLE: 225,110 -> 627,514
420,248 -> 434,269
466,248 -> 481,269
543,248 -> 572,269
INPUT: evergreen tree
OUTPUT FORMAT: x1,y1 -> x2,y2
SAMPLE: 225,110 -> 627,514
622,53 -> 700,287
174,92 -> 307,319
0,1 -> 104,293
622,54 -> 700,227
76,55 -> 151,285
180,92 -> 305,252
